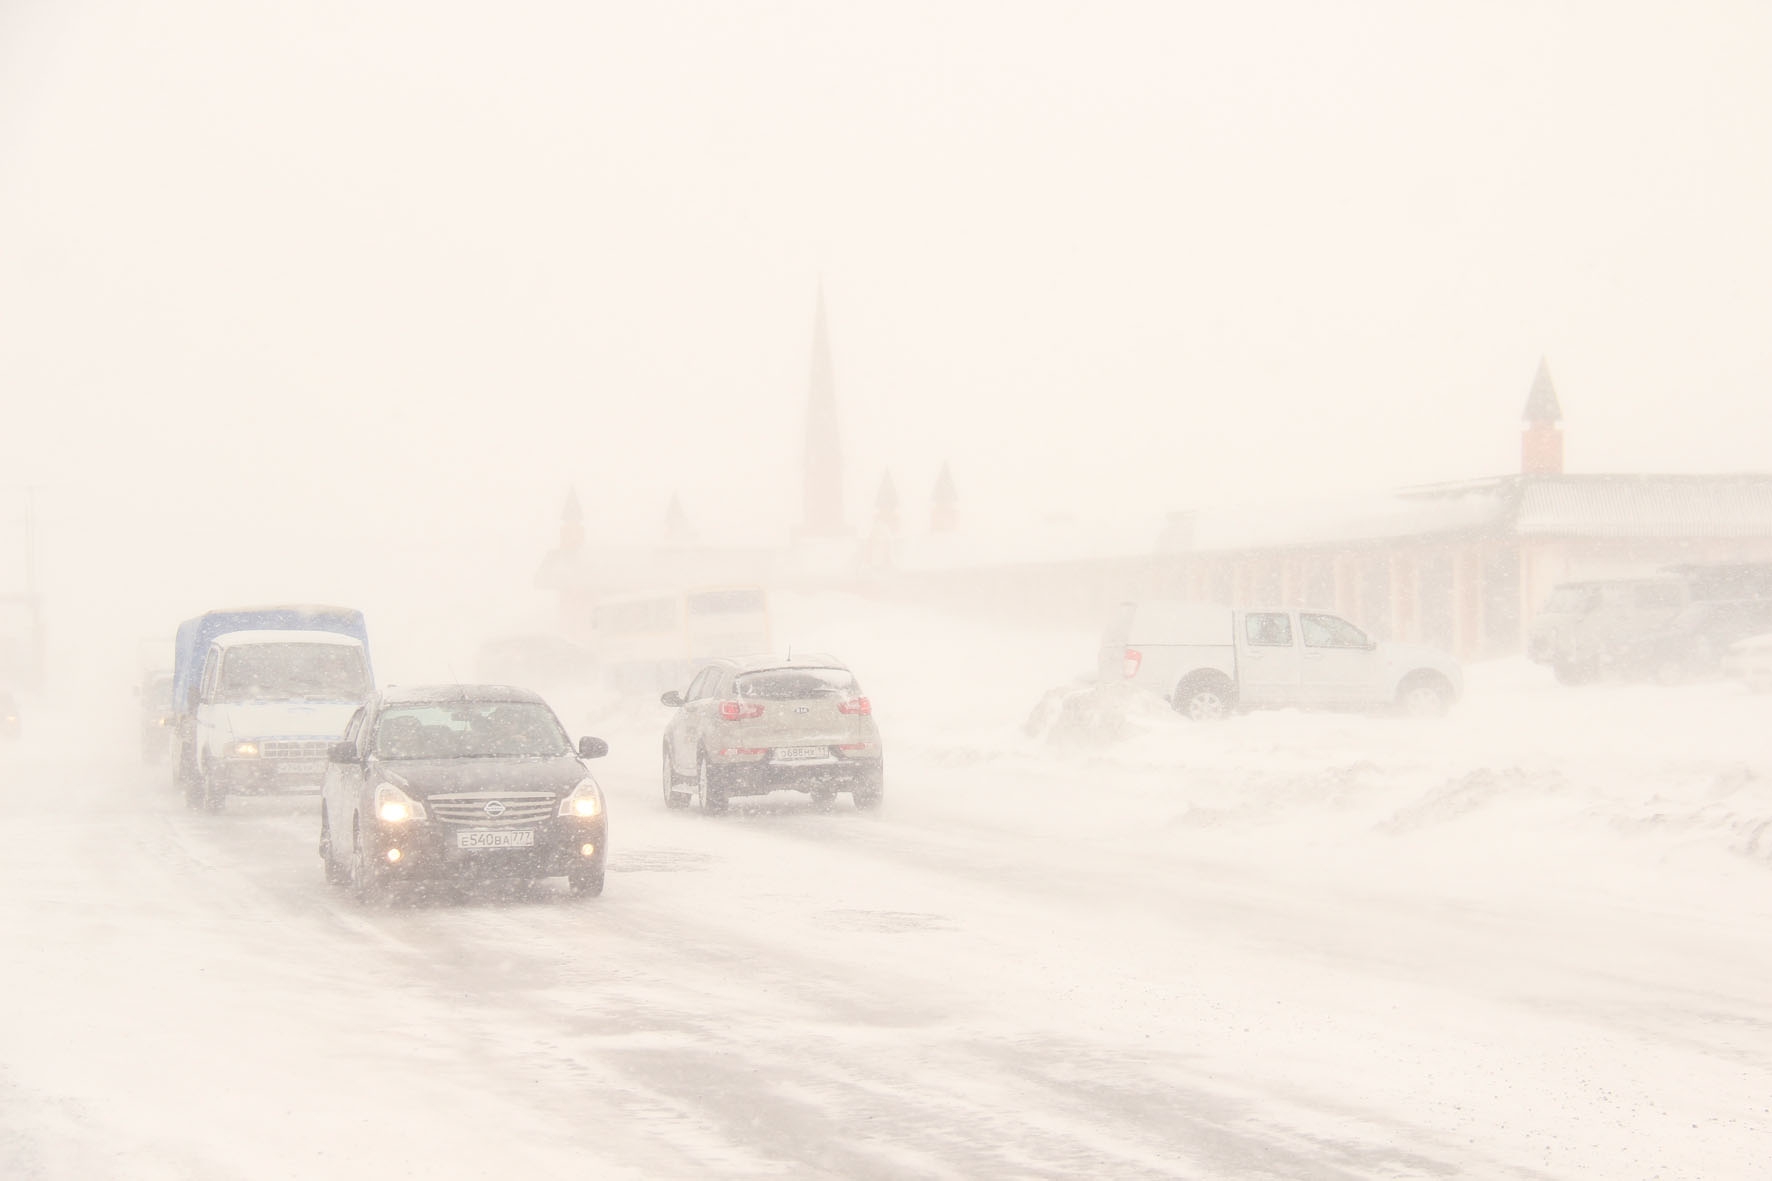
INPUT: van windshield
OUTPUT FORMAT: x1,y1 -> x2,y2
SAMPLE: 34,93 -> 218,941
216,644 -> 368,703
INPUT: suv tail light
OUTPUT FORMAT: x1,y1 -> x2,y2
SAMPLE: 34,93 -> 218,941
1122,648 -> 1142,678
719,700 -> 764,721
837,696 -> 872,716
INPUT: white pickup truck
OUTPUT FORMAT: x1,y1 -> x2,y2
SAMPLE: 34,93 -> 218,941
1098,601 -> 1463,719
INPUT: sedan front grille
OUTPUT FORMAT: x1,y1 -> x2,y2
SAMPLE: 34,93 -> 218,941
425,791 -> 557,827
261,739 -> 332,761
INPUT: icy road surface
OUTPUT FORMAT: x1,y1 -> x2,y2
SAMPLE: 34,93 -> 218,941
3,597 -> 1771,1179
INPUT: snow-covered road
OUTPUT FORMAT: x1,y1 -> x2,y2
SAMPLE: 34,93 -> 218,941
3,595 -> 1771,1179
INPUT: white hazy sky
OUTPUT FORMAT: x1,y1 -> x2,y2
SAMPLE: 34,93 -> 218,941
4,0 -> 1772,627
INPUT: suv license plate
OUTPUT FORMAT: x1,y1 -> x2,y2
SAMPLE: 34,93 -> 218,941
773,746 -> 829,761
457,829 -> 535,850
281,760 -> 327,776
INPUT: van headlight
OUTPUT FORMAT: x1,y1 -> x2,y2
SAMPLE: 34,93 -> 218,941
228,741 -> 260,758
559,780 -> 603,819
375,782 -> 427,823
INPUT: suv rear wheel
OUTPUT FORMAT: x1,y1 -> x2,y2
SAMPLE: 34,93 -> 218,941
662,747 -> 690,810
852,767 -> 884,811
697,754 -> 729,815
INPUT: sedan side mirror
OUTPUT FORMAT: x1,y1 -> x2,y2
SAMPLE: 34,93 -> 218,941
328,741 -> 358,764
659,690 -> 684,708
577,736 -> 609,760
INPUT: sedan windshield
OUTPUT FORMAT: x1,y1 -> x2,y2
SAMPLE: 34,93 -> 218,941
217,644 -> 368,703
372,702 -> 571,759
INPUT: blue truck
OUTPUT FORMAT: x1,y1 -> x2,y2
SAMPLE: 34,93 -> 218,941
171,605 -> 373,809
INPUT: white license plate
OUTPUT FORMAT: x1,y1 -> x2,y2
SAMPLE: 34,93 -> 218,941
456,829 -> 536,850
280,761 -> 327,776
772,746 -> 829,761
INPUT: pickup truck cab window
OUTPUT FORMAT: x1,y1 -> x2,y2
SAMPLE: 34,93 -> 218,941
1301,614 -> 1371,649
1245,613 -> 1293,647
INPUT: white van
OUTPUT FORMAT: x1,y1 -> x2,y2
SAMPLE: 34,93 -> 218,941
1099,601 -> 1464,719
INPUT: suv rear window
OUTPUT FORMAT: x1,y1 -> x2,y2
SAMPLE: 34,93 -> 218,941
735,668 -> 858,699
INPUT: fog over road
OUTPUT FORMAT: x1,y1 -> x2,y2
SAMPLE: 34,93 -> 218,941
5,631 -> 1770,1180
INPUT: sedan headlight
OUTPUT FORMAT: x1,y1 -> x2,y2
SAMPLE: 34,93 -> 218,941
375,782 -> 427,823
559,779 -> 604,819
228,741 -> 260,758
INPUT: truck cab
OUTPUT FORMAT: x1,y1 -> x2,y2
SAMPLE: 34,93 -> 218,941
1102,601 -> 1463,719
187,630 -> 370,810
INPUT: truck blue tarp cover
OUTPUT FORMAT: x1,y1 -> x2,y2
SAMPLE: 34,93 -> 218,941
171,605 -> 372,716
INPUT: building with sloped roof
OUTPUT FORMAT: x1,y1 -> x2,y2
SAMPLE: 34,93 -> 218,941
1152,364 -> 1772,658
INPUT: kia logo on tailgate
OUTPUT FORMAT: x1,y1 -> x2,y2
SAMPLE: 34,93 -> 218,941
483,800 -> 506,817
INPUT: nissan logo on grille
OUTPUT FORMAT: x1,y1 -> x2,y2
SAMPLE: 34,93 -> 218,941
483,800 -> 507,817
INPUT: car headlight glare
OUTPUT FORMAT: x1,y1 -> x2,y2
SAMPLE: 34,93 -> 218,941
374,782 -> 426,823
559,779 -> 603,819
229,741 -> 259,758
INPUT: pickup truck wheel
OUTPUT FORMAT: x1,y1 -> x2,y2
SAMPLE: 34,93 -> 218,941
1398,673 -> 1452,718
662,746 -> 690,810
1174,675 -> 1235,721
1552,659 -> 1593,685
697,754 -> 729,816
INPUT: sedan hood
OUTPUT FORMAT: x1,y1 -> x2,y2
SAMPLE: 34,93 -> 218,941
220,701 -> 359,740
371,755 -> 588,799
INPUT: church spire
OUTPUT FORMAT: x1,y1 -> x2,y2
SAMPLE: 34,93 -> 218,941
560,486 -> 584,552
1522,356 -> 1563,424
1520,358 -> 1565,476
931,461 -> 958,532
798,281 -> 847,537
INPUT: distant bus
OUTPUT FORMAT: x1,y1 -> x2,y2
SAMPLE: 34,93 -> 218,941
590,586 -> 771,693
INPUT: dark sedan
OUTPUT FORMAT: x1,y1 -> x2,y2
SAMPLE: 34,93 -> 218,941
319,685 -> 610,901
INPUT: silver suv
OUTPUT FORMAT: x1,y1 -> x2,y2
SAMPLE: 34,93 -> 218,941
660,654 -> 883,813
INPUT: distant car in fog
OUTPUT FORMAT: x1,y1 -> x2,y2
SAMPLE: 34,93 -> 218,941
0,689 -> 17,739
1618,598 -> 1772,684
1100,601 -> 1463,719
136,671 -> 173,762
588,585 -> 771,694
660,654 -> 883,813
1723,632 -> 1772,692
1526,577 -> 1690,683
319,685 -> 610,901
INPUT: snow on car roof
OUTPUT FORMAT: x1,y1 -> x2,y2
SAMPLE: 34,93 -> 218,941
378,684 -> 548,706
725,652 -> 845,673
210,630 -> 367,648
